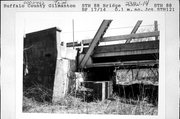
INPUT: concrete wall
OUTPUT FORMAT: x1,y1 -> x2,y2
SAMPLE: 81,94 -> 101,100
52,59 -> 76,103
116,68 -> 158,85
23,27 -> 77,102
23,28 -> 58,93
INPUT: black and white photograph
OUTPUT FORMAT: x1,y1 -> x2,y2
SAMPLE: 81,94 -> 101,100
21,13 -> 161,115
1,1 -> 179,119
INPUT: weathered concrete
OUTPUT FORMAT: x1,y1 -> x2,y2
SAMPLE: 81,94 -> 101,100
52,31 -> 77,103
23,27 -> 77,103
23,27 -> 58,94
52,59 -> 72,103
81,81 -> 113,101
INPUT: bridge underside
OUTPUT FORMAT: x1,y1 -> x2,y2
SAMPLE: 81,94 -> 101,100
71,20 -> 159,102
78,40 -> 159,69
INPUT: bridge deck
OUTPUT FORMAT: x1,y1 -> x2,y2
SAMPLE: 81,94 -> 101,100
82,40 -> 159,58
78,40 -> 159,68
86,60 -> 158,68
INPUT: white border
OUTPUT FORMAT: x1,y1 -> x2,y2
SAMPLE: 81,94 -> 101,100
1,1 -> 179,119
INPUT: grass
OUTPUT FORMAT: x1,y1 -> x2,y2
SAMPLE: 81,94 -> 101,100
23,83 -> 158,115
23,95 -> 158,115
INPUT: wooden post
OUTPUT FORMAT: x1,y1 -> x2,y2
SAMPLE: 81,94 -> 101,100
102,82 -> 106,100
109,81 -> 113,98
154,21 -> 158,40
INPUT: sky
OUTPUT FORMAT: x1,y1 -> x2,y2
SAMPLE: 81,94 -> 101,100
23,12 -> 163,43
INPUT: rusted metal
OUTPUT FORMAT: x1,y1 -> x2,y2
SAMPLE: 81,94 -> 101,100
67,31 -> 159,47
125,20 -> 143,43
86,60 -> 159,68
79,20 -> 112,68
83,40 -> 159,56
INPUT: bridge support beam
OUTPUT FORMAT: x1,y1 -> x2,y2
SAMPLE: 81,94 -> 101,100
79,20 -> 112,68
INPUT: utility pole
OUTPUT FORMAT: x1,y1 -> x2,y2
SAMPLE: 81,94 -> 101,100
72,19 -> 75,49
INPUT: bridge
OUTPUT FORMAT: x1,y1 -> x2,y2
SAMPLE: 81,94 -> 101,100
68,20 -> 159,103
23,20 -> 159,103
66,20 -> 159,70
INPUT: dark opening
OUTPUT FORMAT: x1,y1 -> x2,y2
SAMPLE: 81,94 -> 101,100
45,53 -> 51,58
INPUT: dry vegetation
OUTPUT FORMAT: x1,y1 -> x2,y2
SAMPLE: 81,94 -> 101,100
23,84 -> 158,115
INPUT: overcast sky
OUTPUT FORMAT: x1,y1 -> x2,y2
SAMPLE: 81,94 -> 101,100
23,12 -> 163,43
